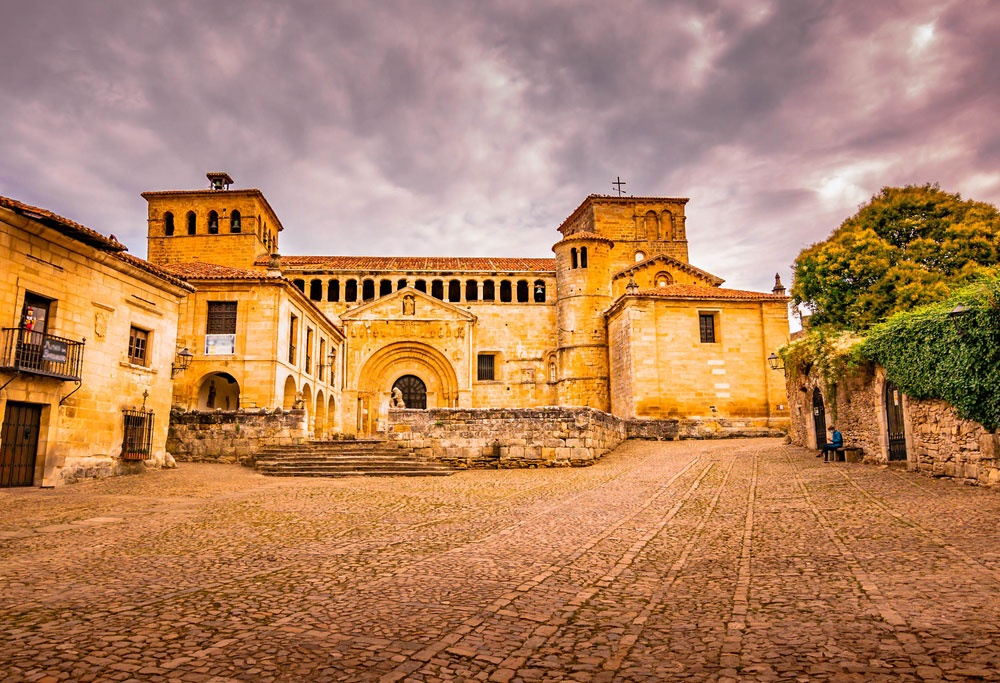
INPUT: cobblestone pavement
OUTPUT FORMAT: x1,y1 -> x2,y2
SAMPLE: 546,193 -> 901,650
2,439 -> 999,683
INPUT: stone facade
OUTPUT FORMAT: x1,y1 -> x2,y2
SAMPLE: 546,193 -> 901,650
786,362 -> 1000,486
386,406 -> 627,468
144,178 -> 790,438
167,408 -> 307,465
1,196 -> 191,486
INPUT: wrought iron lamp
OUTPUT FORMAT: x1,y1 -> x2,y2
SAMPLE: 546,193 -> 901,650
171,347 -> 193,377
767,352 -> 785,371
948,303 -> 972,337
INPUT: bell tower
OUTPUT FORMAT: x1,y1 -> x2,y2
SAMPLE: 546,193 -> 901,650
143,172 -> 283,269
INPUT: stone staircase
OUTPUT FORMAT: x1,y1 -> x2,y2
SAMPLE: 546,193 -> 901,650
254,439 -> 456,478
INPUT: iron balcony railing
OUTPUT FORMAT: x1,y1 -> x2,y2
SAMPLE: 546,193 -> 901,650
0,327 -> 85,381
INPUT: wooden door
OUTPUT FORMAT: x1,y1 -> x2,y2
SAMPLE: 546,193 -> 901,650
1,402 -> 42,487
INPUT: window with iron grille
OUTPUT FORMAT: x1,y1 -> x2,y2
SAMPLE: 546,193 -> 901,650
477,353 -> 496,381
206,302 -> 237,335
122,409 -> 154,461
699,313 -> 717,344
128,326 -> 149,366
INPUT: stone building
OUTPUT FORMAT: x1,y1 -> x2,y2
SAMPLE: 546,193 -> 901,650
0,196 -> 192,486
143,174 -> 790,437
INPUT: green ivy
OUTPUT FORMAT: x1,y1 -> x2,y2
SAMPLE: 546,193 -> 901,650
859,277 -> 1000,430
779,327 -> 867,423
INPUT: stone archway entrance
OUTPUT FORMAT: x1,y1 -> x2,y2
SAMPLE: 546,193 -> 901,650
198,373 -> 241,410
884,380 -> 907,461
356,342 -> 459,434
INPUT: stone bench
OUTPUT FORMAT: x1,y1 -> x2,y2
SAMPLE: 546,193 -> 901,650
832,447 -> 862,463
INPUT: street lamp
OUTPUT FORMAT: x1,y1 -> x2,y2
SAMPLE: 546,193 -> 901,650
767,352 -> 785,371
171,347 -> 194,378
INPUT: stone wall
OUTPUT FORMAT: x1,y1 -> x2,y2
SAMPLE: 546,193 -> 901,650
167,408 -> 307,464
786,363 -> 1000,486
385,407 -> 627,469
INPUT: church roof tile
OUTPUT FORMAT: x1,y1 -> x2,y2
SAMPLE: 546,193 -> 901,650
262,255 -> 557,273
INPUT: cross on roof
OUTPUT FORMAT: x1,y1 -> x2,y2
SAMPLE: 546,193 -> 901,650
612,176 -> 627,196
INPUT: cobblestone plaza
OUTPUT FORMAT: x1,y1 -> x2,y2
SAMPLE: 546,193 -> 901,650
2,439 -> 998,682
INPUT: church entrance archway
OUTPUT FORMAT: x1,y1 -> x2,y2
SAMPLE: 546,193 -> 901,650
198,373 -> 240,410
356,342 -> 459,434
392,375 -> 427,409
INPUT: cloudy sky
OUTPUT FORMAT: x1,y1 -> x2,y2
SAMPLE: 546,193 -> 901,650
2,0 -> 998,294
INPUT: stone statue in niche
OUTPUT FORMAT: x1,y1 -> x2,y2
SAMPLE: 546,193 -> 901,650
402,294 -> 415,316
391,387 -> 406,408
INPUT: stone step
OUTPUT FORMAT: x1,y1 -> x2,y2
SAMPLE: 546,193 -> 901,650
255,439 -> 454,478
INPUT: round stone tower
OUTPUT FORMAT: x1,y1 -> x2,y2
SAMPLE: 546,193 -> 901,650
552,231 -> 614,410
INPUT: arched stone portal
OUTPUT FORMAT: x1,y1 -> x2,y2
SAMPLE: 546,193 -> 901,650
356,342 -> 459,434
197,373 -> 240,410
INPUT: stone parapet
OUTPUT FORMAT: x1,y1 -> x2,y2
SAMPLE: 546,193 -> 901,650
167,408 -> 308,464
386,406 -> 627,469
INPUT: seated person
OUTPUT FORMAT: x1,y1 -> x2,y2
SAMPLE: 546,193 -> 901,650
819,425 -> 843,461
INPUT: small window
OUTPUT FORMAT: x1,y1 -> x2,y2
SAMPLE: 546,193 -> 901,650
206,302 -> 237,335
448,279 -> 461,302
431,280 -> 444,300
380,279 -> 393,297
397,278 -> 408,290
230,210 -> 241,233
571,247 -> 578,269
164,212 -> 175,236
500,280 -> 512,303
345,279 -> 358,302
415,279 -> 427,293
305,328 -> 314,374
128,326 -> 149,366
208,211 -> 219,234
362,279 -> 375,301
477,354 -> 495,381
288,314 -> 298,364
328,279 -> 340,302
635,251 -> 645,262
186,211 -> 196,235
309,279 -> 322,301
482,280 -> 495,301
466,280 -> 479,301
699,313 -> 717,344
580,247 -> 588,268
293,279 -> 305,293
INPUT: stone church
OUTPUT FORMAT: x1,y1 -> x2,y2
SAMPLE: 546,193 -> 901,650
145,173 -> 790,437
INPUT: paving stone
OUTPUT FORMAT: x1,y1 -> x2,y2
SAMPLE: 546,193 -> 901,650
0,439 -> 998,682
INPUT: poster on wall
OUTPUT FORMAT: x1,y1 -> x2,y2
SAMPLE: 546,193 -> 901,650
205,334 -> 236,355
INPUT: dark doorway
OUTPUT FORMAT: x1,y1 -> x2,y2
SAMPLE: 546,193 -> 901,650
885,380 -> 907,461
812,388 -> 826,449
1,402 -> 42,487
392,375 -> 427,410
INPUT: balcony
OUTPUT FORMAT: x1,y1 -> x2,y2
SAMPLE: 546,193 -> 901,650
0,328 -> 85,381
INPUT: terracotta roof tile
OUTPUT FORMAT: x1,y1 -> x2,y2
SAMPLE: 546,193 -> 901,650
261,255 -> 557,273
0,194 -> 127,252
634,284 -> 788,301
159,262 -> 280,281
113,253 -> 196,291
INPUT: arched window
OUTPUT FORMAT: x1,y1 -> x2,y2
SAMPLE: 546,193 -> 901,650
397,278 -> 407,290
415,279 -> 427,293
500,280 -> 512,302
380,279 -> 392,297
362,279 -> 375,301
516,280 -> 529,303
345,279 -> 358,302
635,251 -> 645,262
580,247 -> 588,268
293,279 -> 305,292
533,280 -> 546,303
309,279 -> 322,301
448,279 -> 461,302
208,210 -> 219,234
482,280 -> 495,301
328,279 -> 340,302
549,360 -> 557,383
431,280 -> 444,300
392,374 -> 427,410
466,280 -> 478,301
164,212 -> 174,236
655,272 -> 673,288
230,210 -> 241,233
660,211 -> 673,240
571,247 -> 578,269
186,211 -> 196,235
644,211 -> 657,240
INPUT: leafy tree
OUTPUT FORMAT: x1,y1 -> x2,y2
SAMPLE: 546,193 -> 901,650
792,184 -> 1000,329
